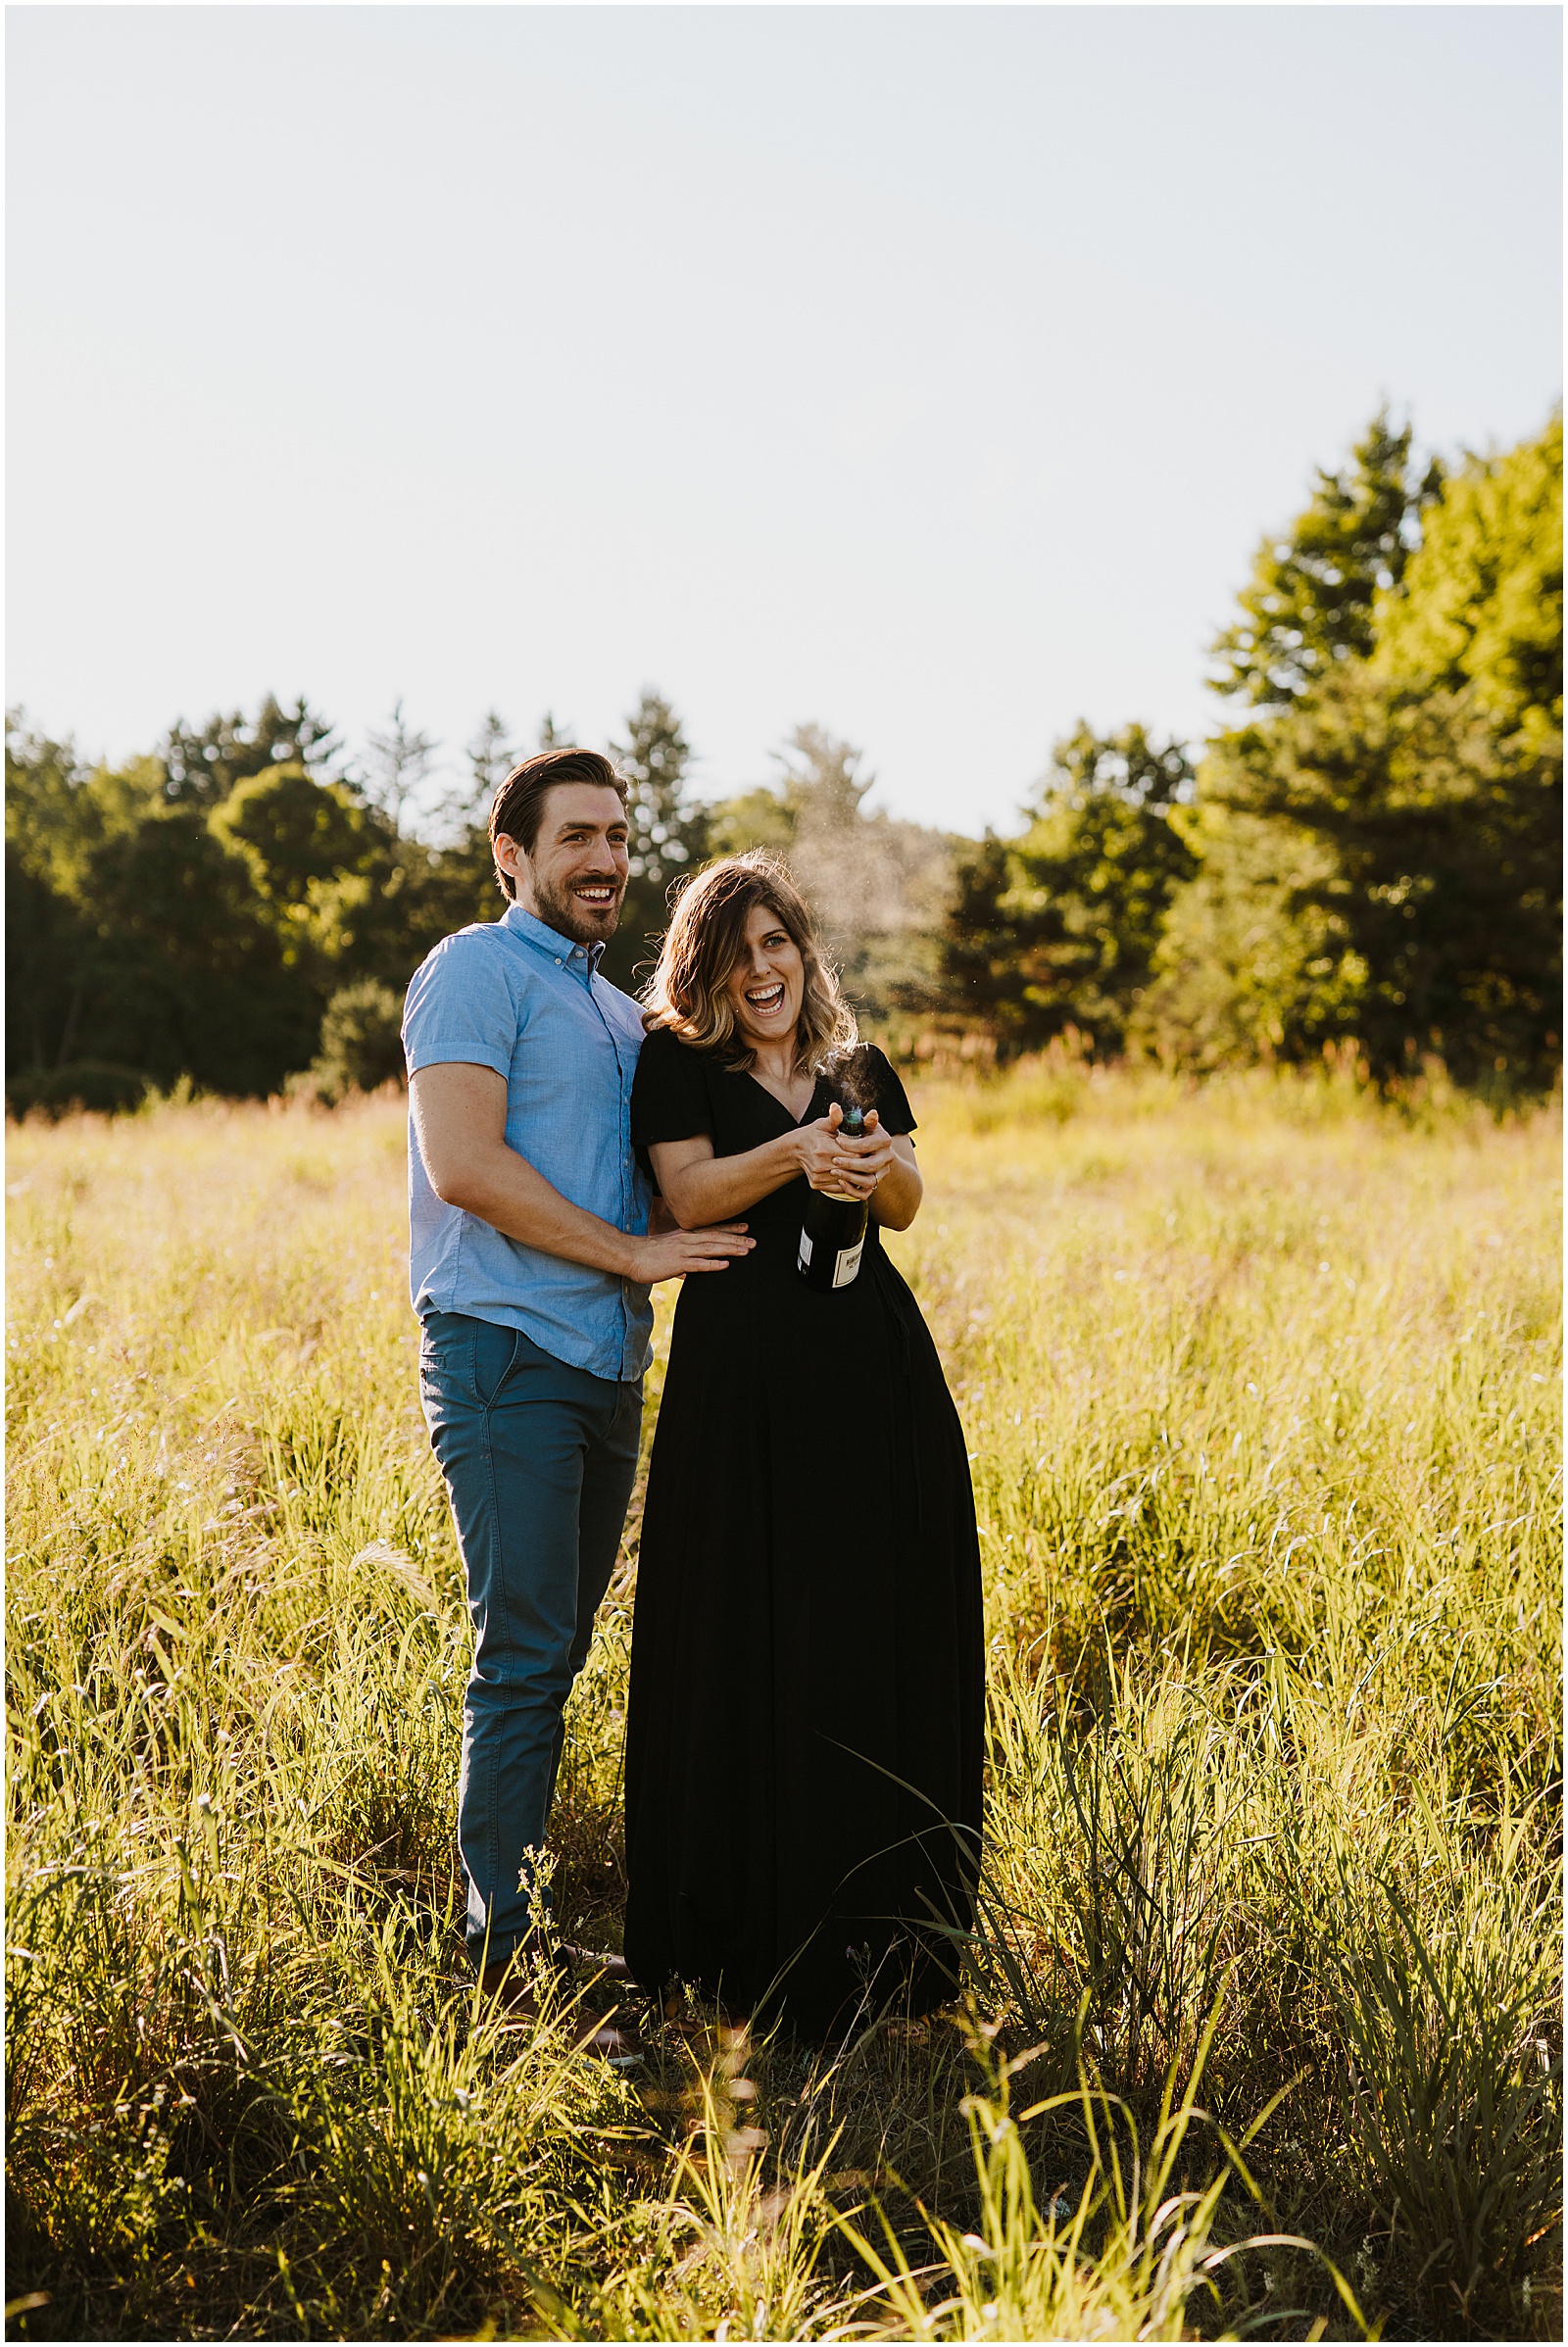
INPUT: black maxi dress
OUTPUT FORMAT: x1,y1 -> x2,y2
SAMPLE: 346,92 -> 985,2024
622,1030 -> 986,2040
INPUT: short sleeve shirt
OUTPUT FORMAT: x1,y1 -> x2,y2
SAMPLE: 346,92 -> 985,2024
402,903 -> 653,1381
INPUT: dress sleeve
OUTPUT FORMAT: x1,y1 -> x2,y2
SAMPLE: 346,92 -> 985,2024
631,1030 -> 715,1166
863,1045 -> 916,1137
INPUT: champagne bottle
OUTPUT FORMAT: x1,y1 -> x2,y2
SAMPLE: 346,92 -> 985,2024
797,1105 -> 868,1292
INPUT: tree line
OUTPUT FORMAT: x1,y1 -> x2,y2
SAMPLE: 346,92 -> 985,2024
6,408 -> 1559,1114
4,686 -> 954,1113
947,410 -> 1560,1093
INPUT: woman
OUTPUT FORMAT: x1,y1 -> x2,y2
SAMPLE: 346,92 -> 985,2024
623,853 -> 985,2040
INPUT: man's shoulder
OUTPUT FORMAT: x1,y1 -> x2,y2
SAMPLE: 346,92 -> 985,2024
410,921 -> 522,988
423,918 -> 514,964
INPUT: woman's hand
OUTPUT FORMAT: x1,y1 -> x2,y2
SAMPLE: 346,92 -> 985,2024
826,1108 -> 897,1199
799,1102 -> 864,1197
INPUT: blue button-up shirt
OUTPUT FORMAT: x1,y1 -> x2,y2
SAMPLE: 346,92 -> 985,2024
402,903 -> 654,1382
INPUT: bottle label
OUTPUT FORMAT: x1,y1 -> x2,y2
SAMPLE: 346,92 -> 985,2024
798,1232 -> 812,1270
832,1237 -> 865,1289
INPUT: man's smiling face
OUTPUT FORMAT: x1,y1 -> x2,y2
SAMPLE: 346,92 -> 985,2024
498,784 -> 630,947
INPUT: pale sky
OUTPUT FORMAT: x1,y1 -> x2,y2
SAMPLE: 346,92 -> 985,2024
7,3 -> 1562,833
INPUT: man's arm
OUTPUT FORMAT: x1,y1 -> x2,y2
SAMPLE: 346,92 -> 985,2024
410,1061 -> 753,1282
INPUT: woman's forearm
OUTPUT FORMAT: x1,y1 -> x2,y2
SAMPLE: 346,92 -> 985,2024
869,1150 -> 923,1231
662,1131 -> 804,1227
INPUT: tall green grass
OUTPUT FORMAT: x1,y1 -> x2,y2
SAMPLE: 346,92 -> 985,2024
6,1066 -> 1560,2339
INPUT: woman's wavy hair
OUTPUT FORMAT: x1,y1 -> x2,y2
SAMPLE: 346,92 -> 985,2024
642,852 -> 858,1076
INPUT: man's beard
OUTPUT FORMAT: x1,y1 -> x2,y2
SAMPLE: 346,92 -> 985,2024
531,869 -> 626,947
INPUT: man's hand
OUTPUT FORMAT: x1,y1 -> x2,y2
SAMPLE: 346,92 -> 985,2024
632,1223 -> 754,1282
412,1061 -> 755,1282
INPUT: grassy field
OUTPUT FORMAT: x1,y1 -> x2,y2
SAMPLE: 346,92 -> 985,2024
5,1063 -> 1561,2342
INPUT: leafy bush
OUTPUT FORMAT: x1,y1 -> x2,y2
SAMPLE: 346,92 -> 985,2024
5,1060 -> 153,1119
304,979 -> 407,1102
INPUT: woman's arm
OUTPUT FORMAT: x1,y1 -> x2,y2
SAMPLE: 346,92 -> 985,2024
826,1112 -> 923,1231
869,1134 -> 922,1230
649,1114 -> 855,1229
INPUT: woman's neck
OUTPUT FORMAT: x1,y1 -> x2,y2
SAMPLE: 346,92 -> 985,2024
748,1029 -> 801,1083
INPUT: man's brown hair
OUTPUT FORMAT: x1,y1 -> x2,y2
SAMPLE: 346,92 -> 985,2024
488,749 -> 629,900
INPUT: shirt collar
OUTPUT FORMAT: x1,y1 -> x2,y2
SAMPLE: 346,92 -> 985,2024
502,900 -> 606,974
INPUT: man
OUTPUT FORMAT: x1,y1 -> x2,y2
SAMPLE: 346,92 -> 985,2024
402,746 -> 751,2050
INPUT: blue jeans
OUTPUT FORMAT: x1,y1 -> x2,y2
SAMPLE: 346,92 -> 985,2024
418,1311 -> 643,1973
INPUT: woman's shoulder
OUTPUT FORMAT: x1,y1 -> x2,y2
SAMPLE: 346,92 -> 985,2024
638,1023 -> 724,1075
633,1021 -> 731,1112
838,1039 -> 900,1090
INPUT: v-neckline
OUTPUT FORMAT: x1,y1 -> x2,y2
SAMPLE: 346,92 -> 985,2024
741,1067 -> 823,1127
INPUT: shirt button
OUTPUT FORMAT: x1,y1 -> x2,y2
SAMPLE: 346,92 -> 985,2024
555,957 -> 562,966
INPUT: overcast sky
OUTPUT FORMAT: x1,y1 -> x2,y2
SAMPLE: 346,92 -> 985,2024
7,3 -> 1562,833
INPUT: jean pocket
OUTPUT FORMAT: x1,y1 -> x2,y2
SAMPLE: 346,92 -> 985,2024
419,1314 -> 521,1410
419,1325 -> 472,1419
470,1320 -> 521,1407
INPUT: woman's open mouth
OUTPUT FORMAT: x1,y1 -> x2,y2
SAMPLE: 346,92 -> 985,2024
745,982 -> 787,1014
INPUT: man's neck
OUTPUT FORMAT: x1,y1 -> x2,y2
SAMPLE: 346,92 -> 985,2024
513,897 -> 594,953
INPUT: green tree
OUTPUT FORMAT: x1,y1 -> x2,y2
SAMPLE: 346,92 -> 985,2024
162,692 -> 340,806
1209,410 -> 1442,709
5,717 -> 98,1082
1214,666 -> 1557,1083
601,691 -> 710,991
363,700 -> 440,837
459,710 -> 518,821
707,787 -> 798,859
1135,795 -> 1368,1069
718,725 -> 956,1022
704,726 -> 876,860
1006,724 -> 1198,1049
936,833 -> 1036,1043
6,725 -> 321,1099
1375,413 -> 1562,751
775,722 -> 875,828
1152,416 -> 1562,1088
302,978 -> 408,1101
6,696 -> 505,1105
211,765 -> 386,915
937,725 -> 1196,1053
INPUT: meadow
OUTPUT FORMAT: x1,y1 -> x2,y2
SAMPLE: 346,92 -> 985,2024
5,1061 -> 1561,2342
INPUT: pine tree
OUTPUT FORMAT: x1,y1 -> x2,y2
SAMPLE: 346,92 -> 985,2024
363,700 -> 440,837
600,691 -> 710,991
772,722 -> 876,829
937,727 -> 1198,1053
466,711 -> 518,808
1209,410 -> 1442,709
1155,415 -> 1562,1089
162,693 -> 340,806
937,833 -> 1031,1039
